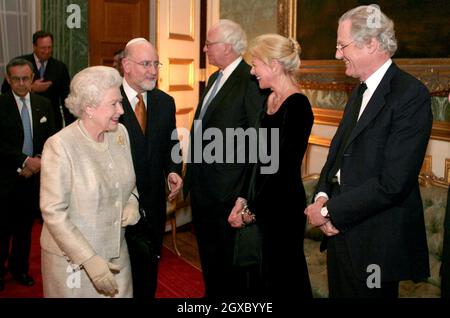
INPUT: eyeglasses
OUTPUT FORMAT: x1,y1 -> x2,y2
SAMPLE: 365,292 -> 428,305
127,58 -> 162,69
204,40 -> 223,48
9,76 -> 32,83
336,40 -> 354,52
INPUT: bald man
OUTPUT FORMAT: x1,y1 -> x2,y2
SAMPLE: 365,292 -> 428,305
120,38 -> 182,299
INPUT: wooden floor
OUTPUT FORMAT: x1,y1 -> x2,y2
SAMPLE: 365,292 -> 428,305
162,223 -> 201,270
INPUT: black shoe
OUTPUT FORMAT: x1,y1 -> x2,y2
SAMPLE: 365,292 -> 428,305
0,276 -> 4,291
12,273 -> 35,287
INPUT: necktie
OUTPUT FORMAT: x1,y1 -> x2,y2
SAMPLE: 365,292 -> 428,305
38,60 -> 45,79
199,71 -> 223,119
135,93 -> 147,133
328,82 -> 367,182
20,98 -> 33,156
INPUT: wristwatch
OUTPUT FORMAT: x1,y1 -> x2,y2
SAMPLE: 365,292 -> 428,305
321,205 -> 330,218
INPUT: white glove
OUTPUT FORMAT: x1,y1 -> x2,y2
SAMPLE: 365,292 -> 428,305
83,255 -> 120,296
121,200 -> 141,227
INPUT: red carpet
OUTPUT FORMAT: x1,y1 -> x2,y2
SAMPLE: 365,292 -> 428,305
0,221 -> 204,298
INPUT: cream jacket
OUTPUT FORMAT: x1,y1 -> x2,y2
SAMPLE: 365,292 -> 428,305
40,121 -> 137,266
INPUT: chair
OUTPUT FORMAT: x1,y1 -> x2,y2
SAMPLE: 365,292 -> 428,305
165,164 -> 190,256
166,191 -> 190,256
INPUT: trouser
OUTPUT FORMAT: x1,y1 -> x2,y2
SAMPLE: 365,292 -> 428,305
0,178 -> 38,276
127,242 -> 159,300
327,234 -> 399,298
191,198 -> 239,298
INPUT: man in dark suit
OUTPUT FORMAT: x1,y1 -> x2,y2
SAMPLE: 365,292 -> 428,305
0,58 -> 55,291
183,19 -> 267,297
120,38 -> 183,299
1,30 -> 73,131
305,5 -> 432,298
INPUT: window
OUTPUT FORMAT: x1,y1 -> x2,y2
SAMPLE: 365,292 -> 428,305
0,0 -> 37,84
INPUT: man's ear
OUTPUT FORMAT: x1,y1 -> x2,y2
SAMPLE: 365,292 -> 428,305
367,37 -> 379,54
5,74 -> 11,85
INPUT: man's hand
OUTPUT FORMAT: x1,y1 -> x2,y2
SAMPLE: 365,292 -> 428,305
320,220 -> 340,237
304,196 -> 328,227
167,172 -> 183,201
19,166 -> 34,178
25,157 -> 41,174
31,79 -> 52,93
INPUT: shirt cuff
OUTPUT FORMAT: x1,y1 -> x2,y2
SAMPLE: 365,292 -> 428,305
314,191 -> 329,202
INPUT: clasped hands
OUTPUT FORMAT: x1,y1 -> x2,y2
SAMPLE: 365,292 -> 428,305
31,79 -> 52,93
304,198 -> 339,237
20,156 -> 41,178
228,197 -> 256,228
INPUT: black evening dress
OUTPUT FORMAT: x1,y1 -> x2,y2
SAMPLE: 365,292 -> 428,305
244,93 -> 314,297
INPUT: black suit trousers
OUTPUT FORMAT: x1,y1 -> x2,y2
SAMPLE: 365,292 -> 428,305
0,177 -> 38,275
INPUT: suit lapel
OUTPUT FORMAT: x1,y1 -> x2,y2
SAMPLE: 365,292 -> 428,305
146,90 -> 158,161
120,86 -> 145,136
193,71 -> 219,121
30,94 -> 41,139
345,63 -> 397,149
201,60 -> 246,126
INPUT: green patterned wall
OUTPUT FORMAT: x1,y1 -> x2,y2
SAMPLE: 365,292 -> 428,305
41,0 -> 88,78
220,0 -> 277,43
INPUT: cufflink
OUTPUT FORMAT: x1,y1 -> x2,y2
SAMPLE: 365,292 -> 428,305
321,206 -> 330,218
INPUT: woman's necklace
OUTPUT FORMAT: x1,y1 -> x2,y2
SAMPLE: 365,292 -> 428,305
267,94 -> 282,115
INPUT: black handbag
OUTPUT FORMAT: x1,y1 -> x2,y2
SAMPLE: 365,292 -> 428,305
125,193 -> 159,262
233,223 -> 263,267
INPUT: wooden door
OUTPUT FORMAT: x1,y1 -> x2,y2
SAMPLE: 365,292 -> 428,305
89,0 -> 149,66
156,0 -> 201,139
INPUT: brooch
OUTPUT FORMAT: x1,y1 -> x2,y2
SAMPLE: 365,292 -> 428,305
117,134 -> 125,146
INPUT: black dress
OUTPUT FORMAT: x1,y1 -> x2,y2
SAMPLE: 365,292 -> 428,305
244,93 -> 313,297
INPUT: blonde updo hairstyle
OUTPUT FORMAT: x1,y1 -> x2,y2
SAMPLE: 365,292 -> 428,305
248,33 -> 301,81
65,66 -> 122,118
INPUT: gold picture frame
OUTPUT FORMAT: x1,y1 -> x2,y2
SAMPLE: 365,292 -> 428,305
277,0 -> 450,141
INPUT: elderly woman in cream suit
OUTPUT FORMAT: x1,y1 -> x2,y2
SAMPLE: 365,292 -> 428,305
40,66 -> 140,298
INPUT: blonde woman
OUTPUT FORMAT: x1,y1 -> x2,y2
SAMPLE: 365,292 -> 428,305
229,34 -> 313,297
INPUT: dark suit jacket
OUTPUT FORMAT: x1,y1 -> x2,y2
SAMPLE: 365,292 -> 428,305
316,63 -> 432,282
120,86 -> 182,249
184,60 -> 267,206
2,54 -> 73,130
0,91 -> 55,198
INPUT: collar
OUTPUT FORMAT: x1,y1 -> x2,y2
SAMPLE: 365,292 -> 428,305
220,56 -> 242,80
123,78 -> 148,105
13,92 -> 30,105
33,54 -> 47,67
364,59 -> 392,95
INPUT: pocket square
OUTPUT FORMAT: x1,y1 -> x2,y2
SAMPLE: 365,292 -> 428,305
40,116 -> 47,124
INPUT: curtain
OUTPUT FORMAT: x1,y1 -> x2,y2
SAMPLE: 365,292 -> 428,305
0,0 -> 36,84
41,0 -> 88,77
